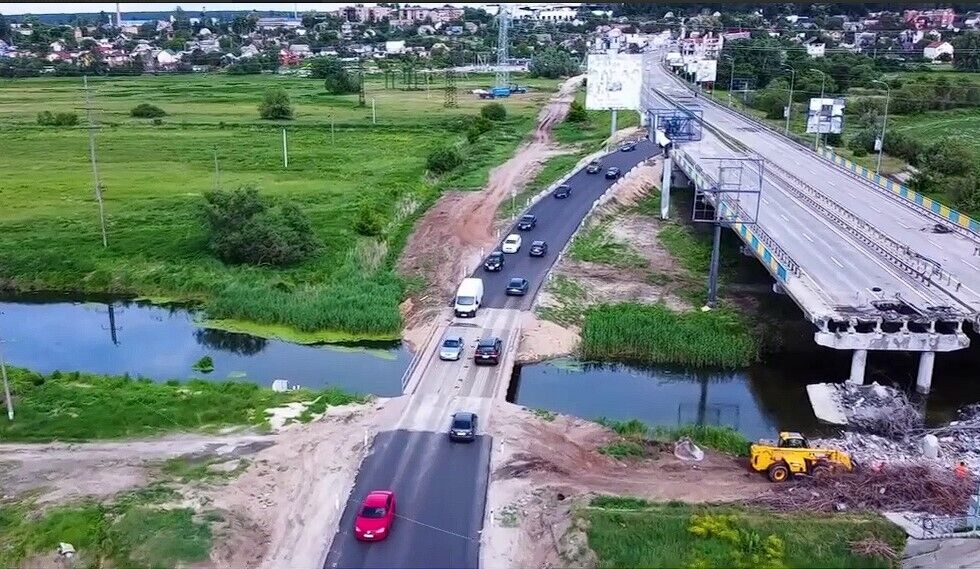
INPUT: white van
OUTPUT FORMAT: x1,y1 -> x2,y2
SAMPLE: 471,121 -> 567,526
454,277 -> 484,318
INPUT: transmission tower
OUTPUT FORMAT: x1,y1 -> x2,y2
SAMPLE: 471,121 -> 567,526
444,69 -> 457,108
495,4 -> 510,88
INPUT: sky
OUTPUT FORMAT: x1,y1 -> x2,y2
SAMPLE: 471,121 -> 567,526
0,3 -> 494,16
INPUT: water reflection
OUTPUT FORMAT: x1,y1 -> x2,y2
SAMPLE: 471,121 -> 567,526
0,295 -> 408,396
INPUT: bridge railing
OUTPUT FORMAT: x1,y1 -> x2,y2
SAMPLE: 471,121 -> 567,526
672,148 -> 798,284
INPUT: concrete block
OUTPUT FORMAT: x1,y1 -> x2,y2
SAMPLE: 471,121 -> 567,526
807,383 -> 848,425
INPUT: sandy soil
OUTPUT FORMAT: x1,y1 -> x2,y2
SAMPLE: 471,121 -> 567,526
398,76 -> 583,334
482,402 -> 767,569
516,312 -> 581,364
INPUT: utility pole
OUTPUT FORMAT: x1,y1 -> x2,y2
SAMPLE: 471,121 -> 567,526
495,4 -> 511,88
372,97 -> 376,124
727,57 -> 735,107
1,341 -> 12,421
282,128 -> 288,168
358,58 -> 366,107
872,79 -> 891,177
331,117 -> 335,144
212,145 -> 220,190
83,75 -> 108,248
783,66 -> 796,136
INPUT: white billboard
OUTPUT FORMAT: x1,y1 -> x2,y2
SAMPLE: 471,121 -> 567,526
806,97 -> 846,134
695,59 -> 717,83
586,53 -> 643,110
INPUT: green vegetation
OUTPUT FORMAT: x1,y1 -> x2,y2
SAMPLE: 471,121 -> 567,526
161,456 -> 248,483
191,355 -> 214,373
596,418 -> 751,457
258,87 -> 293,120
0,366 -> 364,442
0,489 -> 214,569
532,408 -> 557,422
536,274 -> 589,327
480,102 -> 507,122
582,303 -> 758,368
582,500 -> 905,569
554,89 -> 640,148
528,47 -> 580,79
598,440 -> 646,458
570,221 -> 646,269
426,144 -> 465,174
130,103 -> 166,118
0,73 -> 558,339
35,110 -> 77,126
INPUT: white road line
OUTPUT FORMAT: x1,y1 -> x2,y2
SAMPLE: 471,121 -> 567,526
869,205 -> 882,213
831,257 -> 844,269
803,233 -> 814,243
898,222 -> 911,229
761,197 -> 770,206
779,213 -> 790,223
827,181 -> 836,187
964,261 -> 979,271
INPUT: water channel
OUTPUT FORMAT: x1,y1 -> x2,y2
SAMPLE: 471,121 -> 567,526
2,294 -> 978,439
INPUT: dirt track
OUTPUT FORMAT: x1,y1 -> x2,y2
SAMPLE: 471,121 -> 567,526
398,76 -> 583,337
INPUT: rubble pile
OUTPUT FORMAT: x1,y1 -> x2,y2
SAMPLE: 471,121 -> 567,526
834,382 -> 922,437
756,464 -> 975,515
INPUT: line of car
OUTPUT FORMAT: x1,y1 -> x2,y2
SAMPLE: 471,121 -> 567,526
352,140 -> 642,545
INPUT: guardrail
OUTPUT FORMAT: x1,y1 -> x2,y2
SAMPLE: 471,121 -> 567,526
672,148 -> 796,284
661,63 -> 980,241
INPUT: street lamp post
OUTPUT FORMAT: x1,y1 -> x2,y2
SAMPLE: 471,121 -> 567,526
871,79 -> 891,177
783,66 -> 796,136
809,68 -> 826,150
728,57 -> 735,107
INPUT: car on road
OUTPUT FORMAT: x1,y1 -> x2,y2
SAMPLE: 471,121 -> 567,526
517,214 -> 537,231
529,240 -> 548,257
501,234 -> 522,253
439,336 -> 465,361
585,160 -> 602,174
483,250 -> 505,271
605,167 -> 621,180
506,277 -> 529,296
553,184 -> 572,199
474,337 -> 502,365
354,490 -> 395,541
620,141 -> 637,152
449,411 -> 478,442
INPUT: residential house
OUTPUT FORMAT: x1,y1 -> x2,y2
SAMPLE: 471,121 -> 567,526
417,24 -> 436,35
905,9 -> 956,30
679,32 -> 723,60
49,40 -> 67,53
804,38 -> 825,58
288,44 -> 312,58
339,4 -> 393,23
385,40 -> 406,54
923,40 -> 953,60
899,29 -> 925,49
257,17 -> 303,30
185,38 -> 221,53
722,31 -> 752,41
103,49 -> 132,67
535,6 -> 578,22
240,44 -> 260,58
962,12 -> 980,29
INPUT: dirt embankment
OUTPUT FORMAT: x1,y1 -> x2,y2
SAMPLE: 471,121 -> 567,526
397,76 -> 582,343
482,402 -> 767,569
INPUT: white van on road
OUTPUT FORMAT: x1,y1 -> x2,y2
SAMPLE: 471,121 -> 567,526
454,277 -> 484,318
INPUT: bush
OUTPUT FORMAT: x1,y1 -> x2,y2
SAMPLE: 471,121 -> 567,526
352,206 -> 386,237
130,103 -> 166,118
311,56 -> 361,94
152,118 -> 163,126
258,88 -> 293,120
426,145 -> 464,175
480,102 -> 507,121
528,47 -> 579,79
202,186 -> 319,266
566,100 -> 588,123
465,116 -> 494,142
36,111 -> 79,126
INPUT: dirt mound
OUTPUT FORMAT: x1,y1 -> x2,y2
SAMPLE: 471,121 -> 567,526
496,453 -> 569,479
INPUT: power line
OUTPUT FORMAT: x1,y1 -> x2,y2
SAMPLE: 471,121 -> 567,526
82,75 -> 108,248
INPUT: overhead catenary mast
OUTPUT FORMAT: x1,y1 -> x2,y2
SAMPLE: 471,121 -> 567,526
495,4 -> 510,89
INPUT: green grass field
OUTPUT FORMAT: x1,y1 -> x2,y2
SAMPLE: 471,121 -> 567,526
0,73 -> 559,339
0,366 -> 364,442
582,499 -> 905,569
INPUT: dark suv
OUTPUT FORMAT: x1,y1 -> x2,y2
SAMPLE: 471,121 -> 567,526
529,240 -> 548,257
553,184 -> 571,199
474,337 -> 502,365
517,214 -> 537,231
449,411 -> 478,442
483,251 -> 504,272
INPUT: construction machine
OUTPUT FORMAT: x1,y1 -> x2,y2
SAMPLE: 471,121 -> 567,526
750,432 -> 853,482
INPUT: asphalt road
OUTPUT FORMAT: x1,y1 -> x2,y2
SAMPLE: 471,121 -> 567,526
477,141 -> 661,309
323,431 -> 492,569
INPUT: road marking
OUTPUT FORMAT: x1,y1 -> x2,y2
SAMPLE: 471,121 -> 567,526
898,221 -> 911,229
965,261 -> 979,271
928,239 -> 941,248
779,213 -> 790,223
803,233 -> 814,243
868,204 -> 882,213
827,181 -> 836,187
761,197 -> 770,206
831,257 -> 844,269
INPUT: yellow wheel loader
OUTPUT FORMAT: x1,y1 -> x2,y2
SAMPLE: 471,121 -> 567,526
750,432 -> 853,482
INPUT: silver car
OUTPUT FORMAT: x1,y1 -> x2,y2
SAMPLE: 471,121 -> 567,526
439,336 -> 465,361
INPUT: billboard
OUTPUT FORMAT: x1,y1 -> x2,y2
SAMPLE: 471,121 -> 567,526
586,53 -> 643,110
806,97 -> 845,134
695,59 -> 717,83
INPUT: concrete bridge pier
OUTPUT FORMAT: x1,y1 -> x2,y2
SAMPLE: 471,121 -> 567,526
848,349 -> 868,385
916,351 -> 936,394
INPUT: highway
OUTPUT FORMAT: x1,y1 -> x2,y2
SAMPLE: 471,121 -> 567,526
480,140 -> 661,309
322,137 -> 659,568
644,61 -> 980,330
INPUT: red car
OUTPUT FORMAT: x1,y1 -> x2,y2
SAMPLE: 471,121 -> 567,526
354,490 -> 396,541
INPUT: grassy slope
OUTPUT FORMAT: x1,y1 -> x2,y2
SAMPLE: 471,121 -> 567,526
583,499 -> 905,569
0,73 -> 559,339
0,366 -> 363,442
554,88 -> 641,147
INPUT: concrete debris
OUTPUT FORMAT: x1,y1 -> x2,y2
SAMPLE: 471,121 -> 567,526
673,437 -> 704,462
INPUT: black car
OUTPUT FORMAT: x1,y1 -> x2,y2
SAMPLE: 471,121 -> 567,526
529,240 -> 548,257
553,184 -> 571,199
474,337 -> 502,365
506,277 -> 529,296
620,141 -> 637,152
483,250 -> 505,271
605,167 -> 621,180
517,214 -> 537,231
449,411 -> 478,442
585,160 -> 602,174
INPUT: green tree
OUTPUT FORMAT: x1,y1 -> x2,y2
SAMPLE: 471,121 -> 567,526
202,186 -> 320,266
0,14 -> 12,43
566,100 -> 588,123
480,102 -> 507,121
528,47 -> 579,79
426,145 -> 464,174
258,88 -> 293,120
130,103 -> 166,118
952,31 -> 980,72
310,56 -> 360,94
922,138 -> 973,177
751,78 -> 790,119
